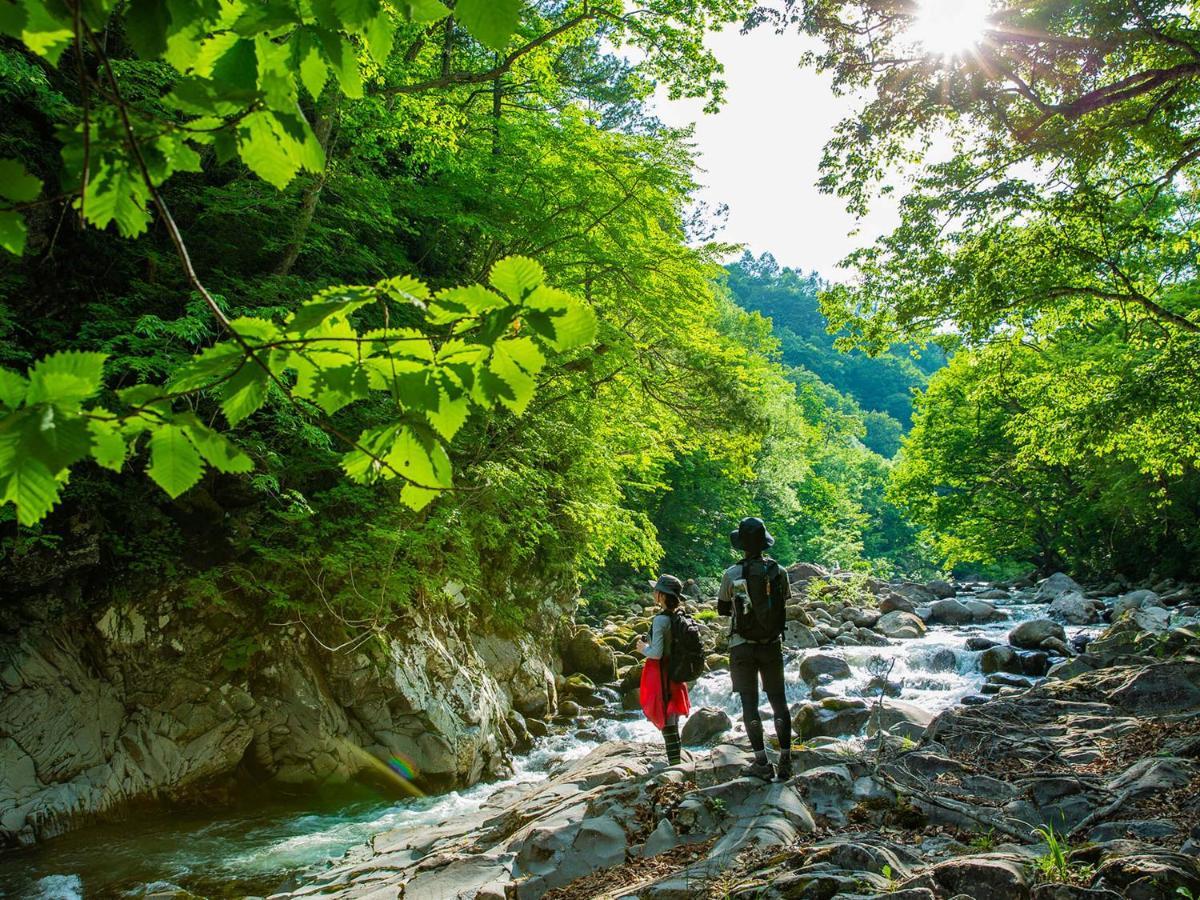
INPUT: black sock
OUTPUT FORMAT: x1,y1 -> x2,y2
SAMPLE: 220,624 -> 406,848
663,722 -> 681,765
769,691 -> 792,756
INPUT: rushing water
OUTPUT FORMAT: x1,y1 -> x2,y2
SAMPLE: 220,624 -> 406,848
0,587 -> 1080,899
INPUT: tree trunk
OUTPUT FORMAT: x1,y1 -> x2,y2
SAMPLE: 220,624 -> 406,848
273,94 -> 339,277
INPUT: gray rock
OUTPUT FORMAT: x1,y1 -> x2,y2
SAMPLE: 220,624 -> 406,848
1050,591 -> 1103,625
562,625 -> 618,683
680,707 -> 732,746
1113,589 -> 1162,618
927,580 -> 957,599
784,620 -> 820,649
876,610 -> 927,639
880,593 -> 917,614
903,853 -> 1032,900
1036,572 -> 1083,599
800,653 -> 851,683
981,645 -> 1022,675
1009,618 -> 1067,650
642,818 -> 678,857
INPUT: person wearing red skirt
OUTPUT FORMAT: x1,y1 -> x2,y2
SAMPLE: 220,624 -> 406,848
637,574 -> 691,764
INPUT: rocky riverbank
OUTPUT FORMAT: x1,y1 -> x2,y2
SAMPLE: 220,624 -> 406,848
280,569 -> 1200,899
0,590 -> 566,848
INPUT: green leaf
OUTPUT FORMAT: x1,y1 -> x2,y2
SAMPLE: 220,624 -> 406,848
237,110 -> 301,189
384,426 -> 451,488
256,32 -> 298,108
426,387 -> 470,441
453,0 -> 519,51
364,8 -> 395,64
525,286 -> 597,351
488,337 -> 544,414
315,28 -> 362,99
378,274 -> 431,306
398,0 -> 448,24
83,159 -> 152,237
340,423 -> 401,483
287,286 -> 375,332
0,159 -> 42,203
147,422 -> 204,498
218,360 -> 270,425
428,283 -> 508,325
25,351 -> 107,407
490,255 -> 545,302
125,0 -> 169,58
20,0 -> 73,64
167,342 -> 245,393
0,406 -> 91,524
0,1 -> 29,38
176,412 -> 254,473
295,29 -> 330,99
88,416 -> 127,471
333,0 -> 379,30
0,210 -> 28,255
0,367 -> 28,408
312,362 -> 369,414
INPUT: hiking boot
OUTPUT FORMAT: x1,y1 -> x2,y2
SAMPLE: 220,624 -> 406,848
774,757 -> 793,782
741,761 -> 775,781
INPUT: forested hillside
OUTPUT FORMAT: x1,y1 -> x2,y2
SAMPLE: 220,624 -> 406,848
725,251 -> 945,458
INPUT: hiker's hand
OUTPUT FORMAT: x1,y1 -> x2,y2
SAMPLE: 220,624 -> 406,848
636,638 -> 647,653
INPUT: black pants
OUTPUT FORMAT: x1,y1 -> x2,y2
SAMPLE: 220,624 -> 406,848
730,641 -> 791,755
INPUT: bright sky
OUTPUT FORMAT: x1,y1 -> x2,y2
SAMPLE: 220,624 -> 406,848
654,26 -> 902,281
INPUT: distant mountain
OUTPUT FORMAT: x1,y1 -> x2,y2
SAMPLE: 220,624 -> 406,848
725,251 -> 946,457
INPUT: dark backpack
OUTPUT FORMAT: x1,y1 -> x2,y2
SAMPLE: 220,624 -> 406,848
733,556 -> 786,643
665,611 -> 706,684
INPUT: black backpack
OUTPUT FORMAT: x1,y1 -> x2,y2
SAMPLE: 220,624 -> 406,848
733,556 -> 786,643
665,611 -> 706,684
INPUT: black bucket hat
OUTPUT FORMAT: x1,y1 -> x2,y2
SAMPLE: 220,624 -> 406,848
649,574 -> 684,597
730,516 -> 774,553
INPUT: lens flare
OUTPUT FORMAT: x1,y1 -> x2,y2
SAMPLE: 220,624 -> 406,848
387,754 -> 418,782
906,0 -> 991,58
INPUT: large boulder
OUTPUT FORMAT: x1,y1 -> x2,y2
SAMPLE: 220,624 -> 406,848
892,582 -> 941,606
800,653 -> 852,684
1113,590 -> 1163,619
680,707 -> 733,745
1050,591 -> 1104,625
792,699 -> 872,739
875,610 -> 927,639
926,598 -> 1001,626
926,579 -> 957,599
879,592 -> 916,614
1036,572 -> 1083,600
784,621 -> 820,649
788,562 -> 830,583
562,625 -> 618,683
1010,618 -> 1067,650
903,854 -> 1033,900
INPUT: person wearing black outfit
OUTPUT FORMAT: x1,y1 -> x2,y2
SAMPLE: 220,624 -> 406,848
717,517 -> 793,781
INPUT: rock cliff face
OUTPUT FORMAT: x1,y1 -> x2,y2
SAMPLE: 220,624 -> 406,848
0,591 -> 565,848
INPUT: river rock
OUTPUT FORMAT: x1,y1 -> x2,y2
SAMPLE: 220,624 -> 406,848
785,621 -> 820,648
876,610 -> 927,639
562,625 -> 618,683
1010,618 -> 1067,650
1036,572 -> 1083,599
902,853 -> 1032,900
1050,590 -> 1104,625
880,592 -> 917,614
926,598 -> 1000,625
926,579 -> 956,599
800,653 -> 851,683
1113,589 -> 1163,618
892,582 -> 941,605
680,707 -> 733,745
1,595 -> 565,847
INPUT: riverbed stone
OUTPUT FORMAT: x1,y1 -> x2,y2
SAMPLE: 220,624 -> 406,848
1037,572 -> 1083,599
876,610 -> 927,639
800,653 -> 852,683
1010,618 -> 1067,650
1050,591 -> 1104,625
680,707 -> 732,745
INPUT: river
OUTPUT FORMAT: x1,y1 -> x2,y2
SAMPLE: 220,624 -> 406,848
0,586 -> 1074,898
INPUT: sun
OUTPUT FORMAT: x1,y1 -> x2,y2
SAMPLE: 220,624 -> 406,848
906,0 -> 992,58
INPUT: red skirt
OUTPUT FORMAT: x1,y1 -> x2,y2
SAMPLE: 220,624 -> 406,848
639,658 -> 690,730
